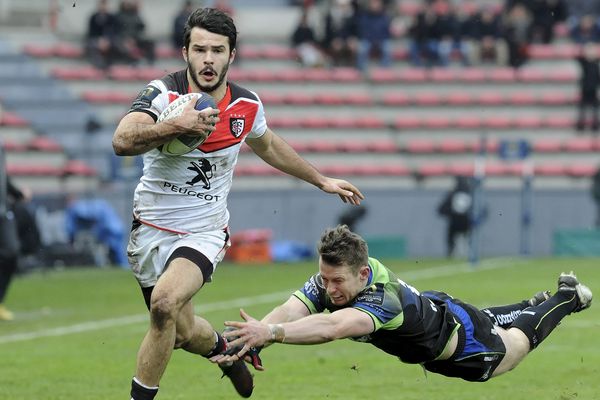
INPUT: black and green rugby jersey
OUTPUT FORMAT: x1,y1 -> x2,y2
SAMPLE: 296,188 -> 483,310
293,257 -> 459,364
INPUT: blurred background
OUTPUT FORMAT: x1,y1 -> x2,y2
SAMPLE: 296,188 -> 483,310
2,0 -> 600,272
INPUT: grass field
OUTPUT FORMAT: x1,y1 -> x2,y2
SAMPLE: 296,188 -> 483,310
0,257 -> 598,400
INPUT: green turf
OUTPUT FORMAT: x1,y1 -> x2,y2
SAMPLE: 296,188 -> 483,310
0,258 -> 598,400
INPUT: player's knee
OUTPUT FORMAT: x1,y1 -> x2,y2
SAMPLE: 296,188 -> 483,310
149,295 -> 178,327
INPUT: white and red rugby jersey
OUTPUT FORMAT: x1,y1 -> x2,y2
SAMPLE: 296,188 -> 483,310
128,69 -> 267,233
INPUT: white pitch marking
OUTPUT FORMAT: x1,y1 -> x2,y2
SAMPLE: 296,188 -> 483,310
0,258 -> 522,344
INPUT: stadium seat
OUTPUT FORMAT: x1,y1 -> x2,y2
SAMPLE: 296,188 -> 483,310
546,69 -> 577,82
454,115 -> 482,129
368,139 -> 398,153
439,139 -> 470,153
514,115 -> 543,129
27,136 -> 62,152
314,93 -> 344,105
394,116 -> 422,130
354,116 -> 386,129
458,68 -> 487,83
422,115 -> 452,129
381,93 -> 410,106
257,91 -> 285,105
532,138 -> 563,153
63,160 -> 97,176
534,163 -> 566,176
567,164 -> 596,177
538,91 -> 575,106
429,68 -> 459,82
417,163 -> 448,177
339,140 -> 367,153
517,68 -> 546,83
405,139 -> 436,153
487,68 -> 516,82
285,92 -> 313,105
483,115 -> 513,129
0,111 -> 28,127
308,140 -> 338,152
330,68 -> 362,83
329,116 -> 359,129
53,42 -> 82,58
447,162 -> 475,177
446,92 -> 473,106
544,115 -> 574,129
22,44 -> 54,58
414,92 -> 442,106
477,92 -> 505,106
507,92 -> 537,105
563,138 -> 596,152
52,66 -> 104,80
302,116 -> 331,129
304,69 -> 334,82
344,92 -> 373,106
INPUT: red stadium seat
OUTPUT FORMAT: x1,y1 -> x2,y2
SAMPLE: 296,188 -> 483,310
308,140 -> 338,152
368,139 -> 398,153
1,112 -> 28,127
354,116 -> 386,129
477,92 -> 505,106
454,115 -> 482,129
381,92 -> 410,106
156,45 -> 178,59
446,92 -> 473,106
330,68 -> 362,82
458,68 -> 486,83
527,44 -> 555,60
422,115 -> 452,129
53,42 -> 82,58
344,92 -> 373,106
534,163 -> 566,176
107,66 -> 138,81
538,91 -> 574,106
567,164 -> 596,177
261,45 -> 295,60
483,115 -> 513,129
304,69 -> 333,82
302,116 -> 331,129
268,116 -> 299,129
532,138 -> 563,153
517,68 -> 546,83
414,92 -> 443,106
487,68 -> 516,82
285,92 -> 313,105
28,136 -> 62,152
328,116 -> 359,129
417,163 -> 448,177
546,69 -> 577,82
405,139 -> 436,153
397,68 -> 427,83
439,139 -> 470,153
52,66 -> 104,80
544,115 -> 574,129
257,91 -> 285,105
7,164 -> 62,176
563,138 -> 596,152
63,160 -> 97,176
514,115 -> 543,129
339,140 -> 367,153
507,92 -> 537,105
394,116 -> 421,130
314,93 -> 344,105
369,68 -> 401,83
22,44 -> 54,58
447,162 -> 475,177
429,68 -> 458,82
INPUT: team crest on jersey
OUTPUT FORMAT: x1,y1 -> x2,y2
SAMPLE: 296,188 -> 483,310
229,116 -> 245,138
186,158 -> 216,189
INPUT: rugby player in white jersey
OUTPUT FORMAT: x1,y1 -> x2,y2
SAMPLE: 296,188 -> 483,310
112,7 -> 364,400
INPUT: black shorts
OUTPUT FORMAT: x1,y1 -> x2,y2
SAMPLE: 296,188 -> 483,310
422,291 -> 506,382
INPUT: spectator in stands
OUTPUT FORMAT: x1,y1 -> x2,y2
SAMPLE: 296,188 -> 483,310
575,43 -> 600,132
0,177 -> 40,321
437,175 -> 473,258
355,0 -> 393,71
526,0 -> 567,44
570,14 -> 600,44
172,0 -> 195,50
322,0 -> 358,67
470,5 -> 508,66
407,8 -> 443,67
291,9 -> 327,67
502,3 -> 532,68
591,165 -> 600,226
85,0 -> 118,69
114,0 -> 156,65
435,0 -> 472,66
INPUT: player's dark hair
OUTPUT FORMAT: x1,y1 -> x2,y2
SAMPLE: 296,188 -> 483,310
183,8 -> 237,52
317,225 -> 368,273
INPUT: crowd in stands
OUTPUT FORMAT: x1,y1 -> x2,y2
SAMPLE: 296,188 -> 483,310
82,0 -> 600,72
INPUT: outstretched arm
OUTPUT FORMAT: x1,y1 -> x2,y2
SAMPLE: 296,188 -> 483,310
246,129 -> 364,205
221,306 -> 374,361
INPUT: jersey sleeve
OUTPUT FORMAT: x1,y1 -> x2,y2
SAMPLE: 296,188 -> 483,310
352,283 -> 405,331
128,80 -> 170,121
245,91 -> 267,139
293,274 -> 327,314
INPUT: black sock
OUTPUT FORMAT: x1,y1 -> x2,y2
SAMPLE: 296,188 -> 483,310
481,300 -> 530,328
509,291 -> 578,350
203,331 -> 226,359
130,377 -> 158,400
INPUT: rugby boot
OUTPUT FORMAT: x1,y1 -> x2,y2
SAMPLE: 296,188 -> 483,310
557,271 -> 593,312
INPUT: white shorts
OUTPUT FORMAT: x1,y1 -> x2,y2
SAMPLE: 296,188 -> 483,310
127,222 -> 230,288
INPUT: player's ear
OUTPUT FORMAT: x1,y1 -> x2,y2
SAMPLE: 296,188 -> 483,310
182,47 -> 188,62
359,265 -> 370,280
229,48 -> 236,65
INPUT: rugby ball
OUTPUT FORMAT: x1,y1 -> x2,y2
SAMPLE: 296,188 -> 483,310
158,92 -> 217,155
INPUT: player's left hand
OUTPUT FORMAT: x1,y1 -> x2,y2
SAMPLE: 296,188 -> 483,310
211,309 -> 272,366
319,177 -> 364,205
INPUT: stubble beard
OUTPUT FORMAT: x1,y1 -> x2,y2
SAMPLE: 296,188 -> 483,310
188,59 -> 230,94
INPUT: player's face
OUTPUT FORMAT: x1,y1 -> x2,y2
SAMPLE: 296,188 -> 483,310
319,259 -> 369,306
184,27 -> 236,93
